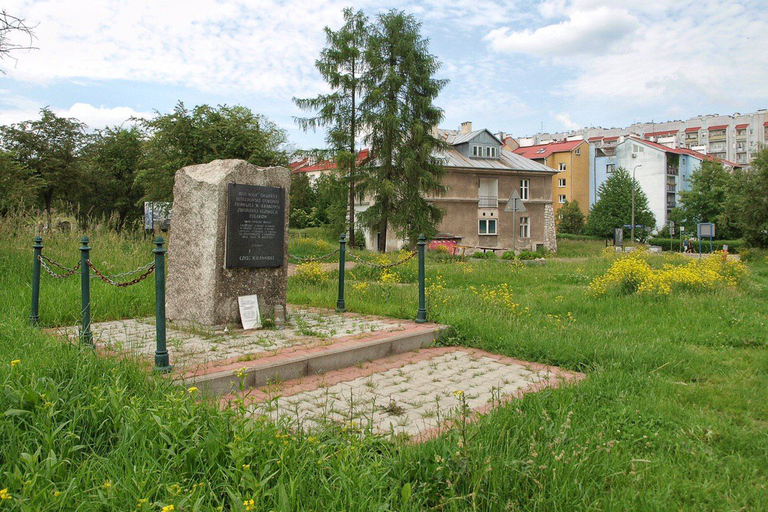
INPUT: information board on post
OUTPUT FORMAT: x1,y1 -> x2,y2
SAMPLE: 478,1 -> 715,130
225,184 -> 285,268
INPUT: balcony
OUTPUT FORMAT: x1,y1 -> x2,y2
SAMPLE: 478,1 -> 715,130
478,195 -> 498,208
666,166 -> 679,176
667,184 -> 676,193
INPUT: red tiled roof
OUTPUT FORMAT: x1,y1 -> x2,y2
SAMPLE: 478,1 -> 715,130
588,136 -> 604,142
735,123 -> 749,129
628,137 -> 741,167
603,136 -> 619,142
644,130 -> 678,138
707,154 -> 741,167
708,124 -> 728,130
291,149 -> 370,174
512,140 -> 585,160
684,126 -> 700,133
764,121 -> 768,126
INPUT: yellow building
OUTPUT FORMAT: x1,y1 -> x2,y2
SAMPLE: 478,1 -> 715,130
513,140 -> 590,217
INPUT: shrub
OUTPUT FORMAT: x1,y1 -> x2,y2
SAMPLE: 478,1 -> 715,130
501,251 -> 516,260
590,250 -> 747,296
293,262 -> 330,284
648,237 -> 743,253
471,251 -> 497,259
517,251 -> 538,260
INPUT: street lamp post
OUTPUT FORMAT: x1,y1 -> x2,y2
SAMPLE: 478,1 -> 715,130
631,164 -> 642,244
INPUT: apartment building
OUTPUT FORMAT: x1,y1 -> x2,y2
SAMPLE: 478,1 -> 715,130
512,140 -> 590,217
522,109 -> 767,165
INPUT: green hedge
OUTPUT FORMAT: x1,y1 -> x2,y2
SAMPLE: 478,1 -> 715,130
648,237 -> 744,253
556,233 -> 605,241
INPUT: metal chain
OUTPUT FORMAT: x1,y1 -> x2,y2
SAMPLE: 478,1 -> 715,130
288,249 -> 340,263
38,255 -> 81,279
347,250 -> 417,269
87,260 -> 155,287
95,261 -> 155,280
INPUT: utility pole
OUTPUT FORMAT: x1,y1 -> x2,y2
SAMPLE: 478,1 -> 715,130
631,164 -> 642,244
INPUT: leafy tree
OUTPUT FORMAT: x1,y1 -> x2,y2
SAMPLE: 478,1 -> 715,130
676,159 -> 740,238
0,150 -> 42,214
586,167 -> 655,239
314,172 -> 349,236
358,10 -> 447,250
80,126 -> 144,228
556,200 -> 585,234
135,103 -> 289,202
726,149 -> 768,247
294,8 -> 368,247
289,172 -> 319,229
0,107 -> 87,226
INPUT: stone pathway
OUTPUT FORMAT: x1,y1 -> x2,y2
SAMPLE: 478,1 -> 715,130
236,347 -> 583,442
56,306 -> 401,373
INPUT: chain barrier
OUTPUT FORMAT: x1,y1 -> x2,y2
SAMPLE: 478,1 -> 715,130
95,261 -> 156,280
288,249 -> 340,263
346,250 -> 417,269
38,255 -> 81,279
87,260 -> 155,287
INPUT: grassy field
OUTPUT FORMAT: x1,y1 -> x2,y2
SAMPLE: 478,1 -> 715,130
1,228 -> 767,510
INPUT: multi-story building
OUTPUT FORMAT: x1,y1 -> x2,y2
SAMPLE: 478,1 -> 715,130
355,122 -> 559,253
512,140 -> 590,217
592,137 -> 740,231
289,149 -> 370,183
520,109 -> 768,165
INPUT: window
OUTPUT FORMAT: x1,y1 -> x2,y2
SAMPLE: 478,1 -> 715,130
478,219 -> 497,235
473,145 -> 484,157
606,163 -> 615,173
558,178 -> 566,188
558,195 -> 566,204
575,148 -> 581,155
520,179 -> 529,200
558,162 -> 566,171
519,217 -> 530,238
484,146 -> 497,158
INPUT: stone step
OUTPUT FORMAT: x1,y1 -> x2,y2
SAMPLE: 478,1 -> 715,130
183,322 -> 448,396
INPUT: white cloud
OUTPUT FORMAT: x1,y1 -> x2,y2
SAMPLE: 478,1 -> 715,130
485,5 -> 638,56
554,112 -> 580,130
485,0 -> 768,106
0,101 -> 152,130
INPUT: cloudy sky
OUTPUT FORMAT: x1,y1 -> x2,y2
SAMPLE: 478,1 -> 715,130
1,0 -> 767,149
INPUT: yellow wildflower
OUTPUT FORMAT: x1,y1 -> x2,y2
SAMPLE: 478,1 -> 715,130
0,488 -> 10,500
244,499 -> 256,511
102,480 -> 112,490
10,359 -> 20,367
242,464 -> 250,470
161,505 -> 175,512
53,491 -> 61,497
187,386 -> 198,393
453,390 -> 464,398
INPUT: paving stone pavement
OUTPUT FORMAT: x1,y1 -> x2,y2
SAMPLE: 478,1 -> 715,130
245,347 -> 582,441
56,306 -> 402,372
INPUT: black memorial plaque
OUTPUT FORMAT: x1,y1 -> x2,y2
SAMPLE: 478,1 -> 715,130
226,184 -> 285,268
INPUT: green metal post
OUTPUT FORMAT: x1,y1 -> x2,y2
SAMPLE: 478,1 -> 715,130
416,234 -> 427,323
80,236 -> 93,346
336,233 -> 346,312
30,236 -> 43,326
153,236 -> 172,372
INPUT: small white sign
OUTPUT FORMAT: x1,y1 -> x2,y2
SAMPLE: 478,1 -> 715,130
238,294 -> 261,330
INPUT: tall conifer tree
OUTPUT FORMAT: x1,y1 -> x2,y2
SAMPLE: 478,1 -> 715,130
358,10 -> 447,250
294,8 -> 368,246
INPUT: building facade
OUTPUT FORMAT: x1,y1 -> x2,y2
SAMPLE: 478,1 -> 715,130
592,137 -> 718,230
512,140 -> 590,217
356,123 -> 558,253
520,109 -> 768,165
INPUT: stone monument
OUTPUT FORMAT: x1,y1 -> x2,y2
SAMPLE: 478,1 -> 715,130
166,159 -> 290,327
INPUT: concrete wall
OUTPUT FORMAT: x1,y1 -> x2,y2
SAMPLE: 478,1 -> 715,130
615,141 -> 667,230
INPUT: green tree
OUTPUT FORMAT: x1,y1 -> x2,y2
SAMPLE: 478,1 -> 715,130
294,8 -> 368,246
676,159 -> 740,238
135,103 -> 289,202
289,172 -> 318,229
358,10 -> 447,250
0,107 -> 87,226
80,126 -> 144,228
0,150 -> 42,214
586,167 -> 655,239
314,172 -> 348,236
556,200 -> 585,234
726,149 -> 768,247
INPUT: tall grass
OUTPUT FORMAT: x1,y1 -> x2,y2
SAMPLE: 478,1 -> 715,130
1,226 -> 768,510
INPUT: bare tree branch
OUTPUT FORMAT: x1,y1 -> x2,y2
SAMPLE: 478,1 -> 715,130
0,10 -> 38,72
